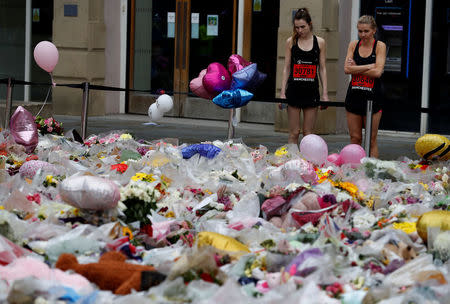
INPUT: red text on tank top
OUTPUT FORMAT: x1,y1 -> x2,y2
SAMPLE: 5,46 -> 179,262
351,74 -> 374,90
293,64 -> 316,80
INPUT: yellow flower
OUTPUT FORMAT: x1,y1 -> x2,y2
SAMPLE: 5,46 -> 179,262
161,175 -> 172,186
392,222 -> 416,234
131,172 -> 147,181
122,226 -> 134,239
275,146 -> 288,157
73,208 -> 80,216
165,211 -> 175,218
46,175 -> 55,183
365,199 -> 374,209
419,182 -> 429,191
316,169 -> 331,184
0,206 -> 4,210
120,133 -> 133,140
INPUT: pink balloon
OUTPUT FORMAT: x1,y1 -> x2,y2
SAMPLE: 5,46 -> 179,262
189,69 -> 216,99
9,106 -> 39,154
33,41 -> 59,73
19,160 -> 59,179
299,134 -> 328,166
227,54 -> 251,74
202,62 -> 232,94
327,153 -> 342,166
340,144 -> 366,168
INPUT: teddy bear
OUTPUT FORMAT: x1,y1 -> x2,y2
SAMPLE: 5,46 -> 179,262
55,251 -> 166,295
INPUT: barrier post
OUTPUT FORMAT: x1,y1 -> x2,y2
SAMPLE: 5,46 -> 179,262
81,82 -> 90,140
227,108 -> 235,139
364,99 -> 373,155
4,78 -> 14,130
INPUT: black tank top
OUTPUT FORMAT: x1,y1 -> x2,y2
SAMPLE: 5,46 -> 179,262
347,39 -> 381,99
286,35 -> 320,98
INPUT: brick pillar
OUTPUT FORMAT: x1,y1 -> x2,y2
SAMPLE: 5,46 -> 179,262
52,0 -> 106,116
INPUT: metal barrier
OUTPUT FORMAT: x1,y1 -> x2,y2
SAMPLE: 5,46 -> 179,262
2,76 -> 449,155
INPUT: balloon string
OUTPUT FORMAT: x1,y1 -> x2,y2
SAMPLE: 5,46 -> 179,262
50,72 -> 56,87
35,73 -> 53,117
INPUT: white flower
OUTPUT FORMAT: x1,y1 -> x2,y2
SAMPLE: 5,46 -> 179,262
353,212 -> 377,229
336,192 -> 353,202
285,183 -> 305,192
442,174 -> 448,183
301,222 -> 318,233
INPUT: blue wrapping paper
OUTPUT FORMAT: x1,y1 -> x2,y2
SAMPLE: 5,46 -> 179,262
181,144 -> 221,159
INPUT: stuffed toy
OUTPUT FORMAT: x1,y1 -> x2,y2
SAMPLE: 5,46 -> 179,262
267,190 -> 325,229
381,240 -> 417,264
55,251 -> 166,295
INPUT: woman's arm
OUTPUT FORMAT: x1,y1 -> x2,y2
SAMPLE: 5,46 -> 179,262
317,37 -> 329,102
280,37 -> 292,99
344,41 -> 373,74
359,41 -> 386,78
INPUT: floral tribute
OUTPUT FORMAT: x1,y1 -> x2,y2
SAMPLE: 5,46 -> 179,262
34,115 -> 63,136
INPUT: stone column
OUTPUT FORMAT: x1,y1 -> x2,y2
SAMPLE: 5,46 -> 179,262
275,0 -> 341,134
52,0 -> 106,115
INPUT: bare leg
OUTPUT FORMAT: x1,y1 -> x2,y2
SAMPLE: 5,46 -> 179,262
346,111 -> 364,145
363,110 -> 382,158
302,107 -> 318,136
288,106 -> 301,145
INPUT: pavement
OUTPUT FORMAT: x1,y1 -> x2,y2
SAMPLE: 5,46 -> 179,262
54,114 -> 420,161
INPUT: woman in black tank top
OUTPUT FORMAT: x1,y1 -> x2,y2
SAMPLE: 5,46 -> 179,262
280,8 -> 329,145
344,15 -> 386,158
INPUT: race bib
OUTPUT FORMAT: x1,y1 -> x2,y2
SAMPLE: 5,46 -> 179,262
351,75 -> 374,90
293,64 -> 316,80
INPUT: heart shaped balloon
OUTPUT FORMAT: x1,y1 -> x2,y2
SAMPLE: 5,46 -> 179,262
202,62 -> 231,94
190,69 -> 216,99
59,175 -> 120,210
227,54 -> 251,75
9,106 -> 39,154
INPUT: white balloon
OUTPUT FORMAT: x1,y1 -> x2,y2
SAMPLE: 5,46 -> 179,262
156,94 -> 173,113
148,103 -> 164,121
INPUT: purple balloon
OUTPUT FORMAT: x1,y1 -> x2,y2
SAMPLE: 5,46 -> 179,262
231,63 -> 257,90
340,144 -> 366,168
246,69 -> 267,91
286,248 -> 323,276
227,54 -> 251,75
202,62 -> 232,94
299,134 -> 328,165
9,106 -> 39,154
231,63 -> 267,92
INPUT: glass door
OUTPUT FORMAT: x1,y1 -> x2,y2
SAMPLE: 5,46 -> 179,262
128,0 -> 237,118
30,0 -> 53,101
0,0 -> 26,101
128,0 -> 176,113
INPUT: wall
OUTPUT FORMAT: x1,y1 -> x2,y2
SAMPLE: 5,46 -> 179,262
104,0 -> 126,114
52,0 -> 106,116
275,0 -> 341,134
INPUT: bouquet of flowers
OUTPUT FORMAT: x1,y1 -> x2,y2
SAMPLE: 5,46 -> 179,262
119,172 -> 166,225
34,116 -> 64,136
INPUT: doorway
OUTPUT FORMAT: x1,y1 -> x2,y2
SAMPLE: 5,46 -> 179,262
127,0 -> 237,117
